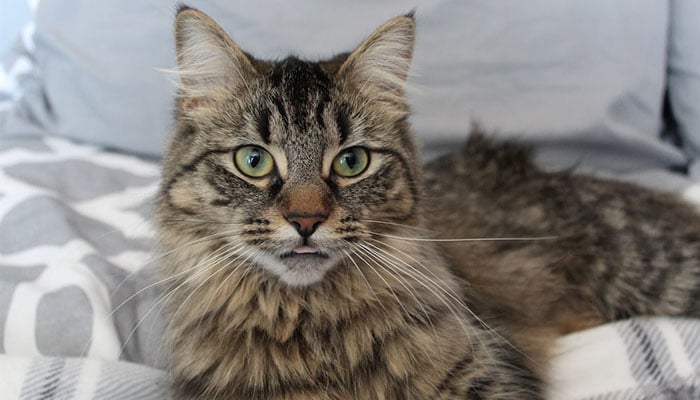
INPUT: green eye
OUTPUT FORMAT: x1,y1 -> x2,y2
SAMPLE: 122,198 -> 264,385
332,147 -> 369,178
233,146 -> 275,178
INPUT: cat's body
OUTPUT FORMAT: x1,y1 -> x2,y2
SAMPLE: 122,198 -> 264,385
425,135 -> 700,361
155,7 -> 700,399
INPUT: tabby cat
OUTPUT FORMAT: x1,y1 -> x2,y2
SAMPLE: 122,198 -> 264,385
154,6 -> 700,399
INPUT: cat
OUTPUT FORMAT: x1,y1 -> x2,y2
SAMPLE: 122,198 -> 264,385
154,6 -> 700,399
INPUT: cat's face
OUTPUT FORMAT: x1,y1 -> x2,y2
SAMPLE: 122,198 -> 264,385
157,8 -> 419,286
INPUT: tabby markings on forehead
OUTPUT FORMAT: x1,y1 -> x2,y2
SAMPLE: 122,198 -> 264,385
314,101 -> 326,132
335,104 -> 352,145
256,107 -> 272,144
268,58 -> 332,132
272,96 -> 289,128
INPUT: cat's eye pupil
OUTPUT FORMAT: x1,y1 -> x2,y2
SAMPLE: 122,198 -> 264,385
342,152 -> 357,169
248,151 -> 261,168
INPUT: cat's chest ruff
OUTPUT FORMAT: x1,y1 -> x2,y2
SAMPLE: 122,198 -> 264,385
189,285 -> 400,393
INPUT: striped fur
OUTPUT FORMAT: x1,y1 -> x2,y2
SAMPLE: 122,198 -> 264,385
154,7 -> 700,399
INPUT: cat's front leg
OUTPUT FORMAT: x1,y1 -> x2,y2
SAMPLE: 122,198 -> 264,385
436,341 -> 544,400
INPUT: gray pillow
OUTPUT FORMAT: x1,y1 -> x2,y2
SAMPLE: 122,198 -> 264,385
0,0 -> 687,173
668,0 -> 700,179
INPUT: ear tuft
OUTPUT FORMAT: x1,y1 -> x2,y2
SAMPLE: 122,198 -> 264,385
339,15 -> 416,104
173,7 -> 256,98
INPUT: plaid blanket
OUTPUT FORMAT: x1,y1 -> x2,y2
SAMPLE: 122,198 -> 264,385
1,136 -> 699,399
548,318 -> 700,399
0,355 -> 167,399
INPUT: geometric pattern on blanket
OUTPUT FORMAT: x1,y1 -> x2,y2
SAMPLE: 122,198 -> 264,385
0,136 -> 164,367
1,136 -> 699,399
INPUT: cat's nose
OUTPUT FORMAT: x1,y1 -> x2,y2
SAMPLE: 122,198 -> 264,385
286,213 -> 327,238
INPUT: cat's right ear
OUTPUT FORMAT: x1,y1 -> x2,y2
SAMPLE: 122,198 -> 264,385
173,6 -> 256,102
337,14 -> 415,110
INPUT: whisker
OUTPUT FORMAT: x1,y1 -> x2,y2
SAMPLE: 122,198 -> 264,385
353,245 -> 449,370
116,242 -> 243,359
159,247 -> 259,362
364,239 -> 487,326
169,249 -> 258,362
367,232 -> 560,243
365,238 -> 537,366
159,217 -> 241,226
109,242 -> 244,319
341,249 -> 385,310
111,228 -> 241,294
358,241 -> 490,366
355,245 -> 437,325
360,219 -> 435,233
357,243 -> 473,334
351,248 -> 413,319
80,240 -> 241,359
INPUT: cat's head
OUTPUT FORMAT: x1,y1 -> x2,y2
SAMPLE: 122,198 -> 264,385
156,7 -> 420,286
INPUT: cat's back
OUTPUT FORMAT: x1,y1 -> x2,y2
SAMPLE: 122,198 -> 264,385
423,132 -> 700,245
423,133 -> 700,348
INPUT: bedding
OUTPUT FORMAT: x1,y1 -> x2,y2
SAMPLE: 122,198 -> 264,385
0,355 -> 167,400
0,137 -> 164,368
2,136 -> 700,399
668,0 -> 700,178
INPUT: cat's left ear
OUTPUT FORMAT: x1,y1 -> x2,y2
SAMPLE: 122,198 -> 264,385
173,6 -> 256,99
338,14 -> 415,107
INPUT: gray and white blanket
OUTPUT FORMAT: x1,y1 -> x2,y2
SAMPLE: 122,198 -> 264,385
1,136 -> 700,399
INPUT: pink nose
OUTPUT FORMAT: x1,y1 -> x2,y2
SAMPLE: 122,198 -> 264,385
286,214 -> 327,238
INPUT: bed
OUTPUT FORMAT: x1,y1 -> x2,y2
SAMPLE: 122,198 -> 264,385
2,1 -> 700,399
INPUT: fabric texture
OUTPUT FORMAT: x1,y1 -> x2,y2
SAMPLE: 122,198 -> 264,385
0,0 -> 688,173
668,0 -> 700,179
0,136 -> 165,368
0,355 -> 168,400
548,318 -> 700,399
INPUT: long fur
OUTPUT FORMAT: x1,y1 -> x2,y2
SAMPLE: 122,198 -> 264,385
154,7 -> 700,399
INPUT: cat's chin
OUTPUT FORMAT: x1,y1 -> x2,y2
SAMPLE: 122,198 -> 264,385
254,252 -> 340,287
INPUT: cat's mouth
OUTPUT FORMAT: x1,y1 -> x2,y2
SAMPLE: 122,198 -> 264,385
280,246 -> 330,259
272,245 -> 337,286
